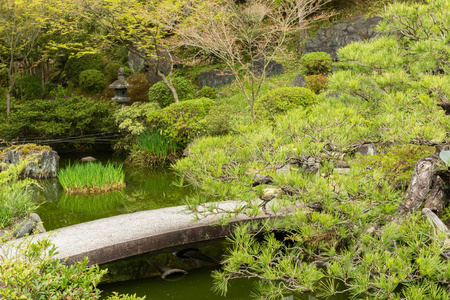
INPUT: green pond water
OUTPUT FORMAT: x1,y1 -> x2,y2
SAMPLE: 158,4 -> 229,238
99,266 -> 349,300
34,152 -> 192,230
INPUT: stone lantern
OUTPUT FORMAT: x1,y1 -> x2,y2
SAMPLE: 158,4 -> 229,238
109,67 -> 132,106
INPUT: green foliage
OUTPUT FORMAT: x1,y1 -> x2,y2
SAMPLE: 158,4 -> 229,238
148,77 -> 196,108
255,87 -> 317,121
0,96 -> 117,140
299,52 -> 332,75
351,144 -> 435,189
306,74 -> 328,94
64,53 -> 103,84
197,86 -> 217,99
148,97 -> 215,146
13,75 -> 43,100
79,69 -> 106,92
58,162 -> 125,193
173,0 -> 450,298
0,158 -> 37,229
203,103 -> 233,136
128,129 -> 178,167
114,102 -> 161,136
105,60 -> 131,83
0,236 -> 106,299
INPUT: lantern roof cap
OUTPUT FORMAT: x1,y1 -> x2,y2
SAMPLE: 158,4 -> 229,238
109,67 -> 132,89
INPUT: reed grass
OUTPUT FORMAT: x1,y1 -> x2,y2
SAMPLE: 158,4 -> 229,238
129,129 -> 178,167
57,162 -> 125,194
0,183 -> 36,229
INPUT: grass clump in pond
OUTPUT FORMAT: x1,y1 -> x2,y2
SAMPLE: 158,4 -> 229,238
58,162 -> 125,194
129,129 -> 178,167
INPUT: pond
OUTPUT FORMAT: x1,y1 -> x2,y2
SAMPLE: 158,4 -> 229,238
99,266 -> 349,300
34,152 -> 192,231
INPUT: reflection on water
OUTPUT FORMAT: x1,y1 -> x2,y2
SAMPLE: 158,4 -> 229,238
100,267 -> 347,300
34,152 -> 193,230
58,190 -> 125,213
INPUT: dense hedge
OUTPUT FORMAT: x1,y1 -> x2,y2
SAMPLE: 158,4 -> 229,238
0,96 -> 117,140
300,52 -> 332,75
255,87 -> 317,121
79,69 -> 106,92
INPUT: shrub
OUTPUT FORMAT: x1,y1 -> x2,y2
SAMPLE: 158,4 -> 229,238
300,52 -> 332,75
79,69 -> 106,92
306,75 -> 328,94
0,158 -> 37,229
13,75 -> 43,100
0,96 -> 117,140
114,102 -> 161,136
58,162 -> 125,193
197,86 -> 217,99
148,77 -> 196,108
64,53 -> 103,84
0,237 -> 106,299
148,97 -> 215,146
255,87 -> 317,121
203,103 -> 233,136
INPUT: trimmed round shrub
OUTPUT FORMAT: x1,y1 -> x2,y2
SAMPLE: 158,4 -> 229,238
13,75 -> 43,100
300,52 -> 332,75
64,53 -> 103,84
79,69 -> 105,92
148,77 -> 196,108
306,75 -> 328,94
255,87 -> 317,121
148,97 -> 215,146
197,86 -> 217,99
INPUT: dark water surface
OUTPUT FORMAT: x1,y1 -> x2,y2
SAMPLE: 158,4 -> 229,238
34,152 -> 192,230
99,266 -> 346,300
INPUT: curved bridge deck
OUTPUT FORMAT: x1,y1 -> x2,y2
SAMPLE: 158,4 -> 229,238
8,201 -> 303,266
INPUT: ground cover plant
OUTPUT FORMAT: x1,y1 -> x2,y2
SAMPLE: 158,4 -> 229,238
58,162 -> 125,193
0,234 -> 145,299
173,0 -> 450,298
0,158 -> 37,229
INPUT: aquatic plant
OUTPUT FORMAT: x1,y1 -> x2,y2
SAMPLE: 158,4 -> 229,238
128,129 -> 178,167
58,162 -> 125,193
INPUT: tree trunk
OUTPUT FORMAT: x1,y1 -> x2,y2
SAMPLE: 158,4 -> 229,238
156,69 -> 179,103
6,86 -> 12,117
397,154 -> 441,215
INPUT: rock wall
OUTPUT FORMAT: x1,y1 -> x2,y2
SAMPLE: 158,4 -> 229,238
304,16 -> 383,59
1,149 -> 59,179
